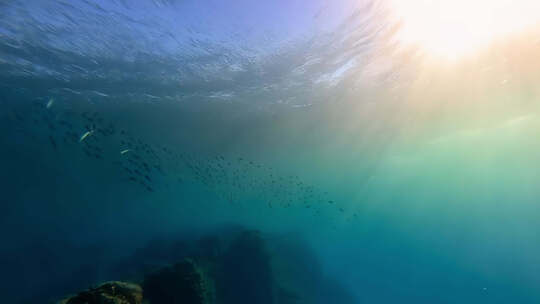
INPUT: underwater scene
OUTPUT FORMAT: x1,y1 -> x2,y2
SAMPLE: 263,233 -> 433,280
1,1 -> 540,303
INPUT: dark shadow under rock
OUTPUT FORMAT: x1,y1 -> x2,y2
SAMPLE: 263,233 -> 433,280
217,230 -> 274,304
143,258 -> 214,304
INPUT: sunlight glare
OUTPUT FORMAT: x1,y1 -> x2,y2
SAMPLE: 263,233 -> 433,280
389,0 -> 540,60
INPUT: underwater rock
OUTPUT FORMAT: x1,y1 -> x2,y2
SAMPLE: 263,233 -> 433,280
58,281 -> 143,304
196,235 -> 222,258
143,258 -> 215,304
217,230 -> 274,304
268,235 -> 357,304
52,228 -> 355,304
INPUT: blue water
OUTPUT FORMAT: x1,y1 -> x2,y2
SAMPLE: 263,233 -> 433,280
1,1 -> 540,303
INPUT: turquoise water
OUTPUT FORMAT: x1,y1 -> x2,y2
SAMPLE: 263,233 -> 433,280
1,1 -> 540,303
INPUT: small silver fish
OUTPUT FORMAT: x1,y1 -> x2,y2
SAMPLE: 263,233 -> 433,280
120,149 -> 131,155
79,130 -> 94,142
46,98 -> 54,109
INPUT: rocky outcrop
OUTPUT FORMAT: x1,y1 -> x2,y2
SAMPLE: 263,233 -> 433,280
52,228 -> 356,304
58,281 -> 142,304
217,230 -> 274,304
143,258 -> 215,304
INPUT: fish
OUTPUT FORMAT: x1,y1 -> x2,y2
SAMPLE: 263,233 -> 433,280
46,98 -> 54,109
49,136 -> 57,150
79,130 -> 94,142
120,149 -> 131,155
91,90 -> 109,97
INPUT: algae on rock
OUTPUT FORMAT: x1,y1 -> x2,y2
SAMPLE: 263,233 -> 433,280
58,281 -> 143,304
